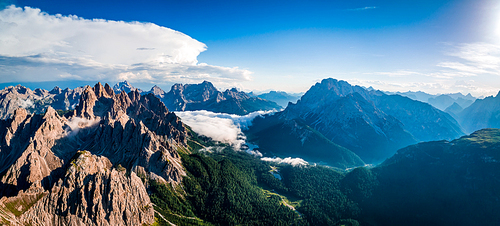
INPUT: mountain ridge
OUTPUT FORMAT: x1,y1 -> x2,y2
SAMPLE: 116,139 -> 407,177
252,78 -> 464,163
0,82 -> 188,225
458,91 -> 500,133
161,81 -> 281,115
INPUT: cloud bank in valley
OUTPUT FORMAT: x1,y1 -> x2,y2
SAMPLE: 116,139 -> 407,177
64,117 -> 99,137
0,6 -> 251,87
261,157 -> 308,166
175,110 -> 271,150
176,110 -> 308,166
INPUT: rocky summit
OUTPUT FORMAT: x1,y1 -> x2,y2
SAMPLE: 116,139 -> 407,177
254,78 -> 464,163
161,81 -> 281,115
0,82 -> 188,225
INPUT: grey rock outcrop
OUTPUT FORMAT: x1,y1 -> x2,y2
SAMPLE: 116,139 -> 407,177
0,82 -> 189,225
16,152 -> 154,226
0,85 -> 84,120
113,81 -> 143,94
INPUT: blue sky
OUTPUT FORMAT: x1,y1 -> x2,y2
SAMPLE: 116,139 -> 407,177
1,0 -> 500,96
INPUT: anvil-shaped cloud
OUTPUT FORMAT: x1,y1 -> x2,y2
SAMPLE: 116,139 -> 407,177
0,6 -> 251,86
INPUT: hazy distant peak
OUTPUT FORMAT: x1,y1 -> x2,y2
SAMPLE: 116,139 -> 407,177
150,85 -> 164,92
148,85 -> 166,98
445,102 -> 463,115
113,80 -> 142,94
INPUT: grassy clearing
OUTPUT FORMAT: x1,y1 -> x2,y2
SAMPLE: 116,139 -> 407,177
1,193 -> 45,217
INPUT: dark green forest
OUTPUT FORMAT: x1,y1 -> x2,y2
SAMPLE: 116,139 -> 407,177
149,129 -> 500,226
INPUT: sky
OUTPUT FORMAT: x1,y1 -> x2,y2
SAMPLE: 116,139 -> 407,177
1,0 -> 500,97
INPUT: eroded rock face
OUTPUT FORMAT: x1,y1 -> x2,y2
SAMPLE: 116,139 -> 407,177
18,152 -> 154,226
0,82 -> 188,225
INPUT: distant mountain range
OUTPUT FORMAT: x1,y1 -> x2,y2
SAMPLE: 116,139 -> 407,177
4,79 -> 500,164
458,91 -> 500,133
160,81 -> 280,115
113,80 -> 144,94
251,78 -> 465,163
388,90 -> 477,111
0,85 -> 84,120
0,81 -> 282,119
379,88 -> 500,141
248,91 -> 302,108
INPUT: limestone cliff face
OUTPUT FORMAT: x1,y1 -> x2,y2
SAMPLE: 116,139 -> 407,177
0,82 -> 188,225
18,152 -> 154,226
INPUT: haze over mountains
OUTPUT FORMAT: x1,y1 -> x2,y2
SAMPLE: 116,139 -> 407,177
389,90 -> 477,111
248,91 -> 302,108
3,79 -> 500,164
250,78 -> 465,163
2,79 -> 500,225
458,91 -> 500,133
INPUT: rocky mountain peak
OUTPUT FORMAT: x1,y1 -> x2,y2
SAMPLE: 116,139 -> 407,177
270,78 -> 464,163
8,151 -> 155,225
14,84 -> 30,94
93,82 -> 114,99
297,78 -> 371,111
0,82 -> 188,224
76,86 -> 99,119
445,102 -> 463,115
149,85 -> 166,98
162,81 -> 280,115
39,106 -> 66,138
49,86 -> 63,94
223,87 -> 250,100
113,80 -> 142,94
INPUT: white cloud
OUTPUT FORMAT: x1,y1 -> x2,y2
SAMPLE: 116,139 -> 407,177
0,5 -> 252,85
365,70 -> 423,77
437,42 -> 500,77
449,43 -> 500,69
18,98 -> 33,109
347,6 -> 377,11
64,117 -> 99,137
347,78 -> 498,97
261,157 -> 308,167
175,110 -> 272,149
